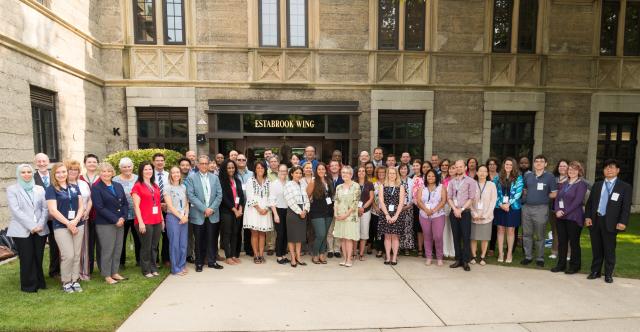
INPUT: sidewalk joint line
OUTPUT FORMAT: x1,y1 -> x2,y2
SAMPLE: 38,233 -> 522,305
390,265 -> 448,327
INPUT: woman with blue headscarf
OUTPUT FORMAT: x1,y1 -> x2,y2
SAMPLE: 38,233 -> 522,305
7,164 -> 49,292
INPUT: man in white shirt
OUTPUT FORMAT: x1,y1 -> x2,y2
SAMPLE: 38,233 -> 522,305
34,153 -> 59,277
153,153 -> 171,266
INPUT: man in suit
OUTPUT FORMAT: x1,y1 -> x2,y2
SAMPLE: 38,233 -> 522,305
186,155 -> 224,272
585,159 -> 632,284
33,153 -> 60,278
153,153 -> 171,267
372,147 -> 384,168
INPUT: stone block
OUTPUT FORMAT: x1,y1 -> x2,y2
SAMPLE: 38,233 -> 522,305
319,0 -> 369,49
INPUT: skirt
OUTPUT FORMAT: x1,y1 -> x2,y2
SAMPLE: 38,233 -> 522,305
471,222 -> 492,241
286,208 -> 307,243
493,208 -> 522,228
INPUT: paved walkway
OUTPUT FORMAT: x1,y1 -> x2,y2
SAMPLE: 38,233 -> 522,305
118,256 -> 640,331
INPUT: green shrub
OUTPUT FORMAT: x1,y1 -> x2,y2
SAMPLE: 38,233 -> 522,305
105,149 -> 183,174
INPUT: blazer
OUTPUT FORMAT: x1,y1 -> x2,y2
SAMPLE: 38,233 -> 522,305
186,172 -> 223,225
34,172 -> 48,188
585,179 -> 632,233
219,176 -> 246,214
6,184 -> 49,237
494,175 -> 524,210
91,180 -> 128,225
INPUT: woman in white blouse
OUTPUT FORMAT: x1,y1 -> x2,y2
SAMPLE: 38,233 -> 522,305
470,165 -> 497,266
269,164 -> 290,264
284,166 -> 310,267
244,161 -> 273,263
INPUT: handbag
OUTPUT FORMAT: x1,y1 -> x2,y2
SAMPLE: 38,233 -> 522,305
0,245 -> 15,261
0,228 -> 17,254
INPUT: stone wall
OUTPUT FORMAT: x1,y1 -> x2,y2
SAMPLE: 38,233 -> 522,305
542,93 -> 592,168
547,1 -> 596,55
195,0 -> 248,46
435,0 -> 486,52
432,91 -> 484,160
318,0 -> 369,49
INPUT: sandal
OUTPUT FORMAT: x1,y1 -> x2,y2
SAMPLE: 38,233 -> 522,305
254,257 -> 260,264
298,261 -> 307,266
479,257 -> 486,266
320,259 -> 328,264
417,250 -> 424,258
359,255 -> 365,261
312,258 -> 321,264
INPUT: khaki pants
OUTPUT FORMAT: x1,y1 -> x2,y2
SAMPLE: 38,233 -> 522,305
54,225 -> 85,284
266,230 -> 276,251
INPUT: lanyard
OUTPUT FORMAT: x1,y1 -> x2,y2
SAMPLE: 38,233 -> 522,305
230,179 -> 238,207
390,186 -> 396,197
298,182 -> 305,204
562,180 -> 575,194
62,186 -> 74,212
145,183 -> 157,206
453,177 -> 465,197
427,185 -> 436,203
477,181 -> 487,200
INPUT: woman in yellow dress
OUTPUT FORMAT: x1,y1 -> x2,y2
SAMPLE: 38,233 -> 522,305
332,166 -> 361,267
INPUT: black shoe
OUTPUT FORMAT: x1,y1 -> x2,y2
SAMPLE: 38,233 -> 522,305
449,261 -> 462,268
550,266 -> 565,273
186,256 -> 195,264
327,252 -> 334,258
334,252 -> 342,258
565,269 -> 578,275
536,260 -> 544,267
195,265 -> 203,272
463,263 -> 470,271
520,259 -> 533,265
208,262 -> 224,270
384,261 -> 390,265
587,272 -> 601,280
605,276 -> 614,283
390,261 -> 397,266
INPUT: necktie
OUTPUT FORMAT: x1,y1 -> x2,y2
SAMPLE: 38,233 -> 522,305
43,175 -> 49,187
598,181 -> 613,216
157,172 -> 164,196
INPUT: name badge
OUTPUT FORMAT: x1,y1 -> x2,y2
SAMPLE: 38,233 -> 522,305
558,200 -> 565,209
152,206 -> 159,215
67,210 -> 76,219
453,198 -> 459,207
358,201 -> 363,208
477,202 -> 484,210
242,184 -> 247,191
325,197 -> 332,205
235,197 -> 240,204
388,204 -> 395,212
537,183 -> 544,191
502,196 -> 509,204
611,193 -> 620,201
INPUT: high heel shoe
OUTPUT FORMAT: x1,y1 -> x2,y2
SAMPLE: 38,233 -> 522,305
290,261 -> 297,268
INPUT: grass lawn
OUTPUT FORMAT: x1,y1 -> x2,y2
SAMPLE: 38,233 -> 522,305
482,214 -> 640,279
0,238 -> 167,332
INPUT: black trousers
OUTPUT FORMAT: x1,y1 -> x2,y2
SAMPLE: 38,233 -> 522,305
556,219 -> 582,271
46,220 -> 60,277
88,219 -> 101,273
14,234 -> 47,292
450,210 -> 472,264
368,214 -> 384,251
193,219 -> 220,266
221,211 -> 242,258
590,216 -> 618,277
243,228 -> 253,256
489,224 -> 497,252
275,208 -> 288,257
120,219 -> 141,266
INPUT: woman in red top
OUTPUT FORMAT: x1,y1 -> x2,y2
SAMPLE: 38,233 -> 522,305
131,161 -> 164,278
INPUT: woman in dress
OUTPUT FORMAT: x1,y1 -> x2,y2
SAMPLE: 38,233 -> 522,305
307,162 -> 334,264
550,159 -> 569,260
398,164 -> 415,255
65,159 -> 92,280
164,166 -> 189,275
416,169 -> 447,266
269,163 -> 290,264
438,159 -> 455,258
378,167 -> 406,265
7,164 -> 49,292
493,157 -> 524,264
113,157 -> 140,267
284,166 -> 310,267
45,163 -> 86,293
333,166 -> 361,267
470,165 -> 497,266
551,161 -> 588,274
370,166 -> 387,258
356,166 -> 374,261
244,161 -> 274,264
485,157 -> 500,257
79,154 -> 100,274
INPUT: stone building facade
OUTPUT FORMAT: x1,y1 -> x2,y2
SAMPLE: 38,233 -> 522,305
1,0 -> 640,226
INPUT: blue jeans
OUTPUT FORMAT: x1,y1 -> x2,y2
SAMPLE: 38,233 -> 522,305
311,217 -> 332,256
166,214 -> 188,274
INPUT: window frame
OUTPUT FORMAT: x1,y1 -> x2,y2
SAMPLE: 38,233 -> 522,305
259,0 -> 281,47
30,86 -> 59,162
162,0 -> 186,45
516,0 -> 538,54
404,0 -> 426,51
377,0 -> 400,50
596,113 -> 637,184
137,107 -> 189,154
133,0 -> 158,45
491,0 -> 514,53
624,0 -> 640,56
490,111 -> 535,162
600,0 -> 621,56
286,0 -> 308,48
377,110 -> 425,158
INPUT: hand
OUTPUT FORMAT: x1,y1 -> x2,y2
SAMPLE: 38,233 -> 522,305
274,216 -> 280,224
453,208 -> 462,219
358,207 -> 364,216
161,221 -> 165,232
179,215 -> 189,224
584,218 -> 592,227
161,203 -> 167,212
83,211 -> 90,221
555,211 -> 564,218
138,224 -> 147,234
299,211 -> 307,219
616,223 -> 626,231
67,223 -> 77,235
426,208 -> 433,217
31,226 -> 41,234
204,208 -> 214,217
116,218 -> 125,228
390,215 -> 398,223
501,204 -> 510,212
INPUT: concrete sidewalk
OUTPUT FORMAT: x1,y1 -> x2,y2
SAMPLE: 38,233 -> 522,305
118,256 -> 640,332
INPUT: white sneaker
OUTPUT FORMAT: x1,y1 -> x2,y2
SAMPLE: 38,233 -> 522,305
71,281 -> 83,293
62,283 -> 74,293
549,254 -> 557,259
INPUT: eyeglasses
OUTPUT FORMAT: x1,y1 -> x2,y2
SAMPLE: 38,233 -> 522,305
237,159 -> 246,161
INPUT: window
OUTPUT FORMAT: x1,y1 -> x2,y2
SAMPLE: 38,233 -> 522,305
378,110 -> 424,158
30,86 -> 59,161
404,0 -> 426,51
287,0 -> 307,47
597,114 -> 637,184
134,0 -> 156,44
378,0 -> 400,50
624,0 -> 640,56
259,0 -> 280,47
517,0 -> 538,53
163,0 -> 185,44
490,112 -> 535,162
600,0 -> 620,56
492,0 -> 514,53
137,108 -> 188,154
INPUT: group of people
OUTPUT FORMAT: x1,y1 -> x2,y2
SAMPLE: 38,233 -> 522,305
6,146 -> 632,293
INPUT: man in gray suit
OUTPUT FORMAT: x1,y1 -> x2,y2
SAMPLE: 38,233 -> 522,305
186,155 -> 223,272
